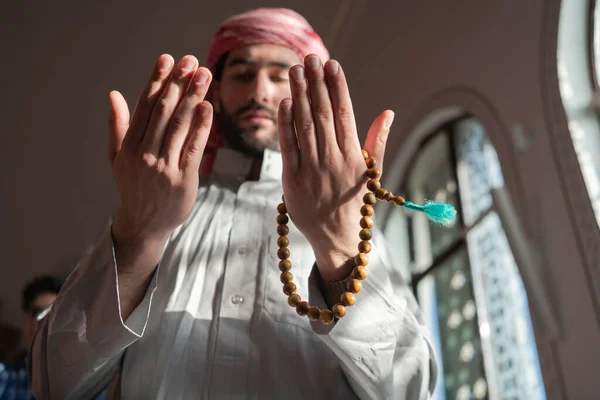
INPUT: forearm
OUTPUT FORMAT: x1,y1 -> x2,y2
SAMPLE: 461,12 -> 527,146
310,208 -> 363,282
111,224 -> 167,320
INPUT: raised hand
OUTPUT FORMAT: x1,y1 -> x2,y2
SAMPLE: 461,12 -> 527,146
277,55 -> 394,281
108,54 -> 213,265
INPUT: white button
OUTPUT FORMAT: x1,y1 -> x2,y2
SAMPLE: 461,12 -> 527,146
231,295 -> 244,305
238,247 -> 248,255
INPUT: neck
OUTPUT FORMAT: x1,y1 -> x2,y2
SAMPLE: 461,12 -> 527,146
248,157 -> 263,181
221,144 -> 265,180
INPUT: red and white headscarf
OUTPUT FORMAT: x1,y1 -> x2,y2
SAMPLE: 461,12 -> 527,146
200,8 -> 330,175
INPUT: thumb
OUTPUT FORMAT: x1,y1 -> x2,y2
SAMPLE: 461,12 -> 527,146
363,110 -> 394,175
108,90 -> 130,163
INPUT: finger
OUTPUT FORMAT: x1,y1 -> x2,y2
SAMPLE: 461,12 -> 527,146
180,101 -> 213,174
364,110 -> 395,174
124,54 -> 174,149
162,67 -> 212,165
289,65 -> 318,166
142,55 -> 199,156
323,60 -> 361,155
304,54 -> 336,158
108,90 -> 130,163
277,98 -> 300,172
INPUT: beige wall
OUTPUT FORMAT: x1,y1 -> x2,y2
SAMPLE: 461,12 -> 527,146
1,0 -> 599,398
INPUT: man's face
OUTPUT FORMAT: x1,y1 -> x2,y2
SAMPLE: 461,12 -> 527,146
24,291 -> 57,346
214,44 -> 301,158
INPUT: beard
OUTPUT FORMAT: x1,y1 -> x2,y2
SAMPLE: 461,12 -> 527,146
216,100 -> 281,159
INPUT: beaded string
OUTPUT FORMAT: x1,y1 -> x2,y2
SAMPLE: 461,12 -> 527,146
276,149 -> 456,324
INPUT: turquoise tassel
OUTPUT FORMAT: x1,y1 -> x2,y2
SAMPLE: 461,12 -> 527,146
403,200 -> 457,226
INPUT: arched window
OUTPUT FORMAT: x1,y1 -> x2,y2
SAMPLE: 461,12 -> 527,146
382,117 -> 546,400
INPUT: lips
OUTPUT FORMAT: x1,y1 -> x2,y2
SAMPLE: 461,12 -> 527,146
240,110 -> 274,121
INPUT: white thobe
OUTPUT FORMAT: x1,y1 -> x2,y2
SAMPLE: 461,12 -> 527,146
29,148 -> 437,400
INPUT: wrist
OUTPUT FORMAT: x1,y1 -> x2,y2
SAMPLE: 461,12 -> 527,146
313,243 -> 356,282
111,218 -> 169,275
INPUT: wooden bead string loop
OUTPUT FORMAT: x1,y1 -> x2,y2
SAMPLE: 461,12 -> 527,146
276,149 -> 405,324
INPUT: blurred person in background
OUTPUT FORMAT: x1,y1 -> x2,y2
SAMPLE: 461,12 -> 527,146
0,276 -> 63,399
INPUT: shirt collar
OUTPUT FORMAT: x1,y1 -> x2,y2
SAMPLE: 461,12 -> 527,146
211,147 -> 283,185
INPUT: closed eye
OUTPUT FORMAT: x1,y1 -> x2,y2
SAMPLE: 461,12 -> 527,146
271,75 -> 289,83
234,72 -> 255,83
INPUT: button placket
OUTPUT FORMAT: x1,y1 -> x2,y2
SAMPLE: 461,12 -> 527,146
220,182 -> 258,316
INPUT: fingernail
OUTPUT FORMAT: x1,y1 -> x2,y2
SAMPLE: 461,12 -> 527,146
158,55 -> 173,71
384,112 -> 395,129
282,98 -> 293,112
325,60 -> 339,76
195,68 -> 209,85
200,102 -> 211,116
305,55 -> 320,70
291,66 -> 304,82
180,56 -> 195,70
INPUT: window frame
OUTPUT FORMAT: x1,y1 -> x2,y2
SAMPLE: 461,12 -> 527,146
388,115 -> 547,400
398,115 -> 496,296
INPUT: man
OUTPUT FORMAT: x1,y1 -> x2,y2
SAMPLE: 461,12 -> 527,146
29,8 -> 436,399
0,276 -> 62,400
7,276 -> 106,400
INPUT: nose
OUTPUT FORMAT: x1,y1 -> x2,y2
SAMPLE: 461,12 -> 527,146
250,70 -> 275,105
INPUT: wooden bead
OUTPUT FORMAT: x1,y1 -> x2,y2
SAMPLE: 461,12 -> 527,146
366,179 -> 381,192
348,279 -> 363,293
277,203 -> 287,214
288,293 -> 301,307
375,188 -> 388,200
366,167 -> 380,179
353,266 -> 368,280
360,205 -> 374,216
279,259 -> 292,271
296,301 -> 310,316
359,228 -> 372,240
384,191 -> 393,202
361,149 -> 370,159
277,247 -> 290,260
276,214 -> 289,225
341,292 -> 356,307
365,157 -> 377,168
277,224 -> 289,236
280,271 -> 293,283
360,216 -> 374,228
363,192 -> 376,205
319,309 -> 334,325
358,240 -> 371,253
354,252 -> 369,266
363,192 -> 377,206
332,303 -> 347,318
392,196 -> 405,206
283,282 -> 297,295
277,236 -> 289,248
307,306 -> 321,321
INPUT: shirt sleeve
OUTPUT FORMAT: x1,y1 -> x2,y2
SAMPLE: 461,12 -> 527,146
307,227 -> 438,400
28,223 -> 160,400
